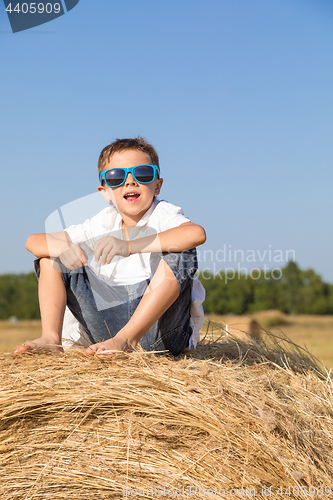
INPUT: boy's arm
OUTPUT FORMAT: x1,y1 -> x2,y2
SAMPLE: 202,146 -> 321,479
94,222 -> 206,264
131,222 -> 206,254
26,232 -> 71,257
26,232 -> 87,269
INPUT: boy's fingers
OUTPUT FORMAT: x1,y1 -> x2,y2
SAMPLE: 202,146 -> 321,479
61,252 -> 83,270
92,240 -> 98,254
106,249 -> 116,264
101,244 -> 113,264
101,247 -> 108,263
94,244 -> 102,262
94,239 -> 106,259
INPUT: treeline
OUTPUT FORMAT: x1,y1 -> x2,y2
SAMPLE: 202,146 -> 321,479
0,262 -> 332,320
0,273 -> 40,320
198,261 -> 333,315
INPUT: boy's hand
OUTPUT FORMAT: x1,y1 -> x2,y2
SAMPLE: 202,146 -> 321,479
93,236 -> 129,265
59,244 -> 87,270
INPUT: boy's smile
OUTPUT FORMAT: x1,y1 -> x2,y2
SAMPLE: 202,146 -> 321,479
97,150 -> 163,226
123,188 -> 141,204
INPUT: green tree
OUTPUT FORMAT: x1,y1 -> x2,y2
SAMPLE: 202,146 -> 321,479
0,273 -> 39,320
198,262 -> 333,316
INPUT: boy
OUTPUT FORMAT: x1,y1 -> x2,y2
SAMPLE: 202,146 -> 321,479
15,137 -> 206,356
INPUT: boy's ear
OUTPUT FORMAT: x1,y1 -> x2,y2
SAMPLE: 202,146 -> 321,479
97,185 -> 111,202
154,178 -> 163,196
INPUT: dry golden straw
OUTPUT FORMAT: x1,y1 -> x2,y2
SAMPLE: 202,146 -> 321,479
1,322 -> 333,499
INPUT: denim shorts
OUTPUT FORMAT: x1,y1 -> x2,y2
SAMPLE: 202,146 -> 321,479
35,249 -> 198,356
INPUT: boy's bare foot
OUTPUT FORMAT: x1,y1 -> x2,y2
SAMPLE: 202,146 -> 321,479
14,335 -> 64,354
86,335 -> 135,356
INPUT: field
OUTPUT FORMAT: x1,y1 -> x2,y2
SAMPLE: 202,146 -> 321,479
1,312 -> 333,369
0,319 -> 42,352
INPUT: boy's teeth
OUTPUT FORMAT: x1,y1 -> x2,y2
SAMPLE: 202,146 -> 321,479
125,193 -> 140,199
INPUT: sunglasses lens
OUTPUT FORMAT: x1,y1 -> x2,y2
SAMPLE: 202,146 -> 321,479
104,169 -> 125,187
133,166 -> 155,183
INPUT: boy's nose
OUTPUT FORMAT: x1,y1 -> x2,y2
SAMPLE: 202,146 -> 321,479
124,173 -> 138,185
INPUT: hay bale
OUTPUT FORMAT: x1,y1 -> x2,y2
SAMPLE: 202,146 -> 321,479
253,310 -> 293,329
1,330 -> 333,499
248,318 -> 261,341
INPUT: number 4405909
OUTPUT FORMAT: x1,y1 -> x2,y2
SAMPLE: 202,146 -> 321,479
6,3 -> 61,14
277,486 -> 332,496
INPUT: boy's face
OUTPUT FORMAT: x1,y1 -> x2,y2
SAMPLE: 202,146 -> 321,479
97,149 -> 163,225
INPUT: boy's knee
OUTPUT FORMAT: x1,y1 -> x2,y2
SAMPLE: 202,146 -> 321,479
148,258 -> 180,295
39,256 -> 62,274
39,256 -> 51,266
35,257 -> 69,290
161,249 -> 198,293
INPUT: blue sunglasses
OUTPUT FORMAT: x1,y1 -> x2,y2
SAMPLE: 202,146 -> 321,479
100,164 -> 160,188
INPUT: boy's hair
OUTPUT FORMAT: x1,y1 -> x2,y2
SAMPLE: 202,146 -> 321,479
98,137 -> 160,181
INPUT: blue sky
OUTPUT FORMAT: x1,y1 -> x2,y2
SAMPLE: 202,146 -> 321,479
1,0 -> 333,282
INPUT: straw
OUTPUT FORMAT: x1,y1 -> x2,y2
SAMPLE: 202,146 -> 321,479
0,325 -> 332,499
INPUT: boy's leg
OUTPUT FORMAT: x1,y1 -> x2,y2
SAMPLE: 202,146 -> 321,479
86,258 -> 181,354
86,249 -> 197,356
15,249 -> 196,355
138,250 -> 195,355
15,257 -> 66,353
16,257 -> 136,353
62,264 -> 137,343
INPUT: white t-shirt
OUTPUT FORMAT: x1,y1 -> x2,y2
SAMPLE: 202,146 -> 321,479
62,199 -> 205,349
